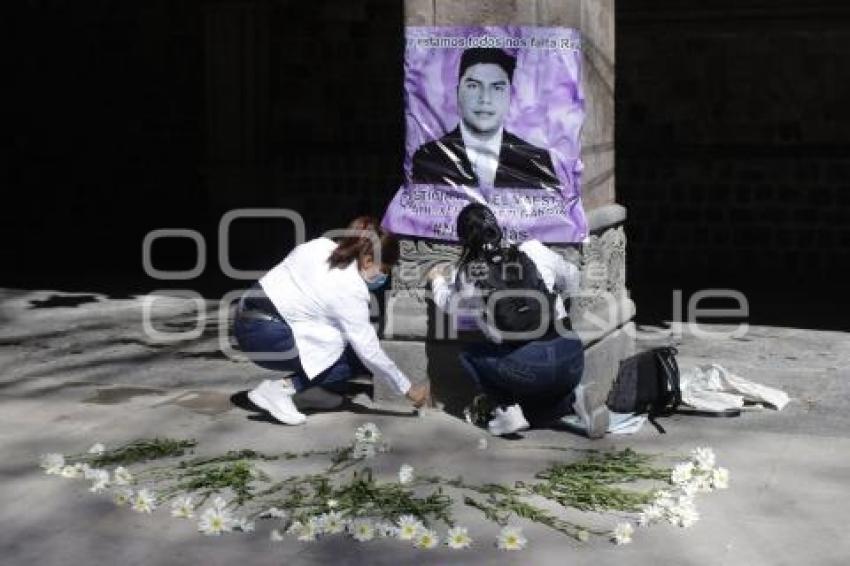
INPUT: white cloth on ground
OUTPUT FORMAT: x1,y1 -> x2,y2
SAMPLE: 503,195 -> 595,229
680,363 -> 789,412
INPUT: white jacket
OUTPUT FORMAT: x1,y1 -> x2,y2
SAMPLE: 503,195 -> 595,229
259,238 -> 411,395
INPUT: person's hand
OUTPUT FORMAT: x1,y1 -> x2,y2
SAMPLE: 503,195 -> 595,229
406,382 -> 431,408
427,262 -> 451,283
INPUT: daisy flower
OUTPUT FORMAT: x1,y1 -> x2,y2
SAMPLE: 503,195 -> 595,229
445,526 -> 472,549
690,447 -> 716,471
669,502 -> 700,528
132,489 -> 157,513
496,526 -> 527,550
671,461 -> 695,485
88,443 -> 106,455
198,506 -> 233,536
354,423 -> 382,444
396,515 -> 423,541
712,467 -> 730,489
415,528 -> 439,549
113,488 -> 133,507
60,465 -> 82,479
351,519 -> 376,542
398,463 -> 414,485
88,469 -> 110,493
318,511 -> 347,535
638,503 -> 664,527
40,453 -> 65,475
611,522 -> 634,545
171,495 -> 195,519
375,521 -> 399,538
294,518 -> 319,542
270,529 -> 284,542
326,499 -> 339,509
211,495 -> 229,511
113,466 -> 133,486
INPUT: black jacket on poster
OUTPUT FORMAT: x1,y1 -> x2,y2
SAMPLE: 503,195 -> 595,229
410,126 -> 559,189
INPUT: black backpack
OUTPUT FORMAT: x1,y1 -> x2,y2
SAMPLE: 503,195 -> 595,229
606,346 -> 682,433
465,245 -> 558,341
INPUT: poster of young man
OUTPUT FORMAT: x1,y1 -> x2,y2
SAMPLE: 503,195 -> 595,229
382,26 -> 587,243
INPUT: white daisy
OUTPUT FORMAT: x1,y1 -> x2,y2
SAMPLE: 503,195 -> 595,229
375,521 -> 399,538
88,469 -> 110,493
497,526 -> 527,550
294,518 -> 319,542
113,466 -> 133,486
396,515 -> 423,541
354,422 -> 382,444
415,528 -> 439,549
211,495 -> 229,511
88,443 -> 106,455
318,511 -> 347,535
132,489 -> 157,513
680,480 -> 700,499
445,526 -> 472,549
326,499 -> 339,509
611,522 -> 634,545
712,467 -> 730,489
198,506 -> 233,536
60,465 -> 81,479
671,461 -> 695,485
270,529 -> 284,542
690,447 -> 716,471
351,519 -> 376,542
40,453 -> 65,475
398,463 -> 414,485
113,488 -> 133,507
638,503 -> 664,527
670,502 -> 700,528
171,495 -> 195,519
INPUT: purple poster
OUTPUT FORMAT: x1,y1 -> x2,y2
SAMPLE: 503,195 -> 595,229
382,26 -> 587,243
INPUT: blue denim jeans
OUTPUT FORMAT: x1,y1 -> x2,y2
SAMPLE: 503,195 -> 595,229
233,315 -> 367,393
458,335 -> 584,425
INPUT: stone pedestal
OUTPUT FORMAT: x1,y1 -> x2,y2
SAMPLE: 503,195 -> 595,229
379,0 -> 624,412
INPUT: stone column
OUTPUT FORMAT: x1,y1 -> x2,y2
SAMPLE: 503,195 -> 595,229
379,0 -> 630,416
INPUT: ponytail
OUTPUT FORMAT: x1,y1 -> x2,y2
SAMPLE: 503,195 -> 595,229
328,216 -> 400,270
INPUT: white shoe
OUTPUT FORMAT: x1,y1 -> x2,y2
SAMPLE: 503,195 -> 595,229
572,383 -> 609,439
487,404 -> 530,436
248,380 -> 306,425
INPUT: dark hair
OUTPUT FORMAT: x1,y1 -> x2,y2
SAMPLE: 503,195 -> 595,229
456,203 -> 503,270
458,48 -> 516,83
327,216 -> 400,270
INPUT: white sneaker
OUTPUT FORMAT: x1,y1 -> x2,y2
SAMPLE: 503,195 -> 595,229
487,404 -> 530,436
572,383 -> 609,439
248,380 -> 306,425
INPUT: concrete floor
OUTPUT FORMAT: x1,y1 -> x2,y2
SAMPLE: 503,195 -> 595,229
1,288 -> 848,565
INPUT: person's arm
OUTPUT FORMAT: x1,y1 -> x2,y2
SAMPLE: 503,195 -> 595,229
329,293 -> 420,399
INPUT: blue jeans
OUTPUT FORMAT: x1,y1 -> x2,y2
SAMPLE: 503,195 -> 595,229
458,335 -> 584,425
233,315 -> 367,393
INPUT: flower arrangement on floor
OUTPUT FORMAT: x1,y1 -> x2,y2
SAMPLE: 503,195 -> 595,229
40,425 -> 729,551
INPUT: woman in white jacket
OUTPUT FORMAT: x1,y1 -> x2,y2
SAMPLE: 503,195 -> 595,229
429,203 -> 608,438
234,216 -> 430,424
